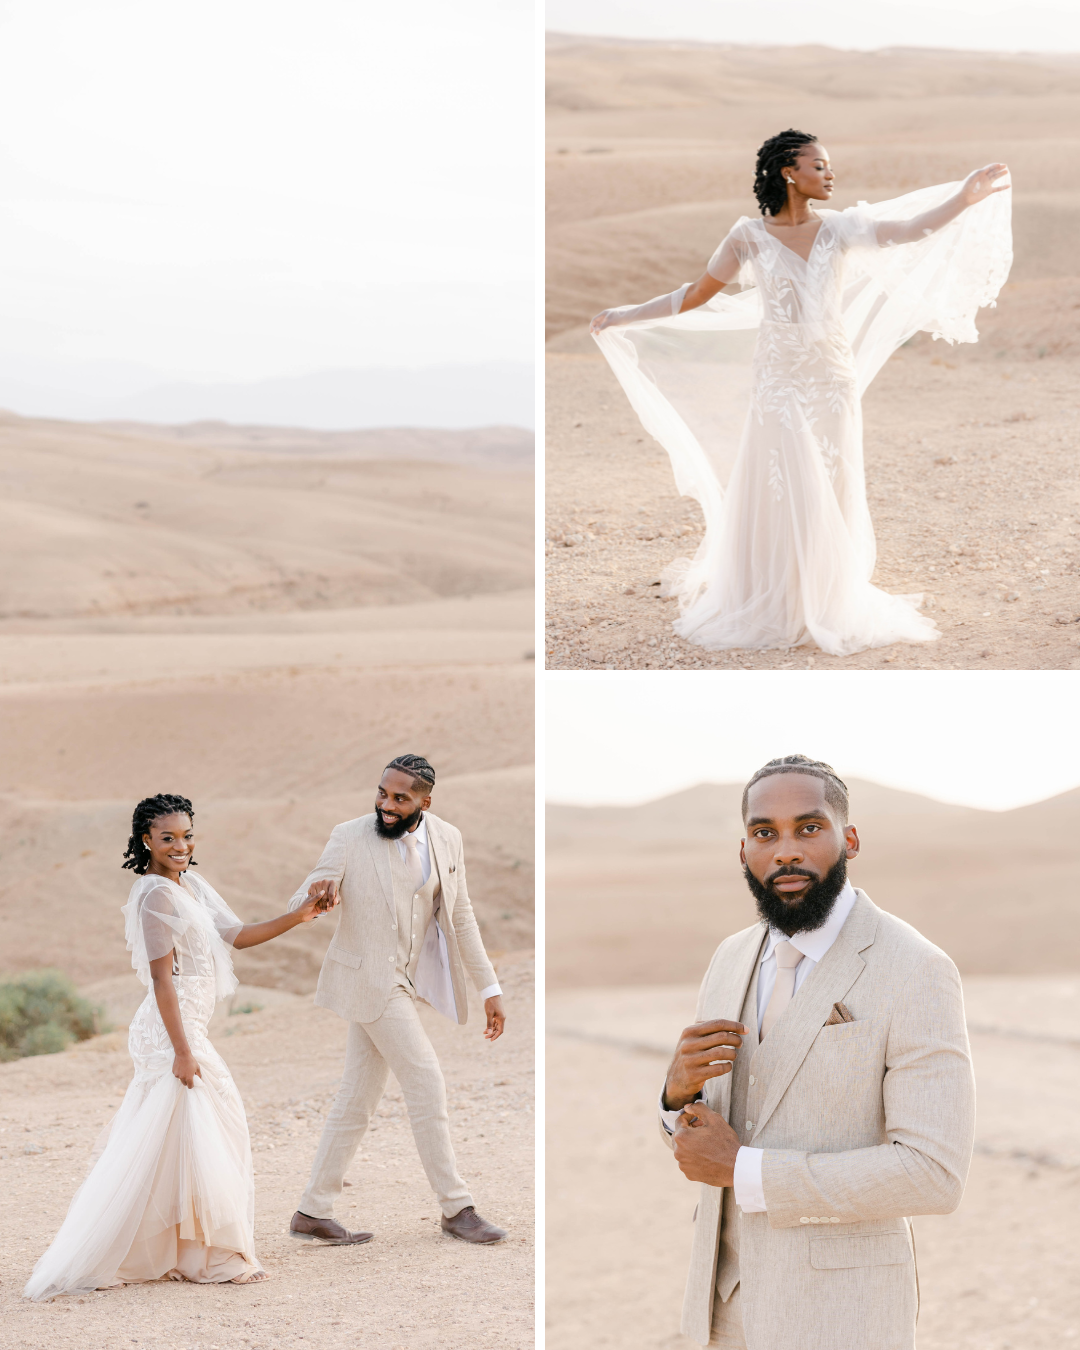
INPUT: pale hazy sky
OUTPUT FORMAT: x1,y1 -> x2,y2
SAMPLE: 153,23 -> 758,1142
546,673 -> 1080,812
0,0 -> 533,384
546,0 -> 1080,52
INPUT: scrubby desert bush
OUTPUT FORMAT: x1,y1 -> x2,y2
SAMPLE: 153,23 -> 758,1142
0,969 -> 106,1061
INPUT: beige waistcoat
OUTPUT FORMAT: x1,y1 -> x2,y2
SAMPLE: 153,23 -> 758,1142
388,841 -> 440,992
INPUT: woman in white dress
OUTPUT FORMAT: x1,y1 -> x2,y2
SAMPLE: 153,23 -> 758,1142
24,793 -> 327,1301
590,129 -> 1012,657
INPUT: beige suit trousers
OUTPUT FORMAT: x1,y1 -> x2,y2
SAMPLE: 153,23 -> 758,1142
710,1284 -> 746,1350
299,986 -> 473,1220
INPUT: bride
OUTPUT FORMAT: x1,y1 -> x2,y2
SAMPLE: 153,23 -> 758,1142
590,129 -> 1012,657
24,794 -> 328,1300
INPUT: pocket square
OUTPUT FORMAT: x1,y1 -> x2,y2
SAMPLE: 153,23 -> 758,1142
824,1001 -> 855,1026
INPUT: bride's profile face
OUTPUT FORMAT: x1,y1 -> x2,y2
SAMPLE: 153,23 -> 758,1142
143,812 -> 195,879
788,144 -> 834,202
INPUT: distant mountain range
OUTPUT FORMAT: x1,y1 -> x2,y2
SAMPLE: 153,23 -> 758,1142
0,361 -> 534,431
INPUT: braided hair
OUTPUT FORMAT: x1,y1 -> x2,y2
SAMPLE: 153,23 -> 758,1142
384,754 -> 435,793
741,754 -> 849,823
122,793 -> 197,873
753,129 -> 819,217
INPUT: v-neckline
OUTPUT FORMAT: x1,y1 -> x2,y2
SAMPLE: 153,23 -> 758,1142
759,215 -> 825,264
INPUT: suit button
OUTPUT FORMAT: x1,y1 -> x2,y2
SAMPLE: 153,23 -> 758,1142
830,1217 -> 840,1223
748,1075 -> 755,1086
745,1120 -> 753,1131
800,1217 -> 809,1224
388,956 -> 393,962
809,1217 -> 820,1223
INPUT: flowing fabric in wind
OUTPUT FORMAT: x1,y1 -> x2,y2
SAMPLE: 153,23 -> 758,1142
24,874 -> 260,1300
594,182 -> 1012,654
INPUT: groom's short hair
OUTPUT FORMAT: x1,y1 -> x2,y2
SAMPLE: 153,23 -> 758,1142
385,753 -> 436,793
741,754 -> 849,823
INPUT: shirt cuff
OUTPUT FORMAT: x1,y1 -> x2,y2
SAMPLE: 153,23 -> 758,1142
479,983 -> 502,1000
733,1146 -> 766,1212
659,1092 -> 700,1135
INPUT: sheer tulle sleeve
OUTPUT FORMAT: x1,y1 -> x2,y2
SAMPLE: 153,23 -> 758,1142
123,880 -> 191,987
707,223 -> 753,286
837,182 -> 1012,391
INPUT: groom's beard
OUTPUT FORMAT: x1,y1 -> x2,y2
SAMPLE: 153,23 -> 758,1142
374,803 -> 424,839
743,850 -> 848,937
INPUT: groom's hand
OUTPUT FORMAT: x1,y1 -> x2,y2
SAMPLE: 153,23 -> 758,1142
483,995 -> 505,1042
672,1100 -> 741,1188
663,1018 -> 747,1112
308,878 -> 339,912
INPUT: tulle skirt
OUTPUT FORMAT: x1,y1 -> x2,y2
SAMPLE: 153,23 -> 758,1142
24,990 -> 260,1300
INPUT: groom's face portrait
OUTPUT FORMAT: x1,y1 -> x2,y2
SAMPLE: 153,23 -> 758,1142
740,773 -> 860,936
374,768 -> 433,839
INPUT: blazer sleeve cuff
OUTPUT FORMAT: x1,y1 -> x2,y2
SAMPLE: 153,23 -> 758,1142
761,1149 -> 850,1229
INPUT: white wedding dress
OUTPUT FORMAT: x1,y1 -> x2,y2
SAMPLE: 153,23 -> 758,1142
24,873 -> 262,1300
595,182 -> 1012,655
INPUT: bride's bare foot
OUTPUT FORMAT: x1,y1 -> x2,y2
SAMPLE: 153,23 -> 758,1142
230,1270 -> 270,1284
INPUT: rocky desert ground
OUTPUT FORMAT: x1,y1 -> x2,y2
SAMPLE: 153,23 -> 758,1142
545,38 -> 1080,669
0,416 -> 535,1347
546,779 -> 1080,1349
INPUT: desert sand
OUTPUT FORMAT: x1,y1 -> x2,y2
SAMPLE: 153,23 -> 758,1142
0,416 -> 534,1345
546,780 -> 1080,1348
544,38 -> 1080,669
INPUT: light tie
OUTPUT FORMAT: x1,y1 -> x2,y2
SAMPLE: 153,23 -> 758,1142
760,941 -> 804,1039
402,832 -> 424,893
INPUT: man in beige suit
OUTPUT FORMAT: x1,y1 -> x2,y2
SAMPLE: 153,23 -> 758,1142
661,754 -> 975,1350
287,753 -> 507,1246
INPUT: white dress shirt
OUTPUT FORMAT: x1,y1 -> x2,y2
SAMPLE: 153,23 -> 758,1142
662,882 -> 858,1212
395,817 -> 502,1002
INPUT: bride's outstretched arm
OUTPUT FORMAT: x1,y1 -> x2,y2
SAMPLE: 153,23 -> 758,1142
876,163 -> 1010,245
590,238 -> 742,334
232,893 -> 325,949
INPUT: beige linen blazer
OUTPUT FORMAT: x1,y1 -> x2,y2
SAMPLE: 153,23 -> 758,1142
287,812 -> 497,1025
663,889 -> 975,1350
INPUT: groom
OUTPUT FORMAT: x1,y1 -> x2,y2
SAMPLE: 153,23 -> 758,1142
661,755 -> 975,1349
286,753 -> 507,1246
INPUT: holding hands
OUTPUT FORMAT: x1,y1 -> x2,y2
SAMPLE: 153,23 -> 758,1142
306,878 -> 340,914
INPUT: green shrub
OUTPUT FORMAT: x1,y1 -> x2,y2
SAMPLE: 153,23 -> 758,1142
0,969 -> 108,1062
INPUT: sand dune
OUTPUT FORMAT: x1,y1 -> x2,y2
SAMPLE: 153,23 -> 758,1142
544,39 -> 1080,670
547,778 -> 1080,987
0,417 -> 535,994
0,415 -> 532,620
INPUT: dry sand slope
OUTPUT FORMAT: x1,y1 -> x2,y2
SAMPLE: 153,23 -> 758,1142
0,417 -> 535,1344
546,977 -> 1080,1350
544,38 -> 1080,669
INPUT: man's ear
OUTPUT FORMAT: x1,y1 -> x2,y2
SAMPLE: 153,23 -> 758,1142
738,839 -> 747,867
844,825 -> 860,860
422,794 -> 432,812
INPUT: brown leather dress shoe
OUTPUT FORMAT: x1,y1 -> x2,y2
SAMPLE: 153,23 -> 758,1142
289,1211 -> 374,1245
440,1206 -> 506,1244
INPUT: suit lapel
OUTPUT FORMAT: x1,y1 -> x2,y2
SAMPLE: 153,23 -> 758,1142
701,925 -> 767,1123
749,890 -> 878,1139
363,820 -> 396,918
426,816 -> 453,919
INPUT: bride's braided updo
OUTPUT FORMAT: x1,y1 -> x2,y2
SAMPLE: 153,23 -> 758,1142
122,793 -> 197,873
753,129 -> 819,217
